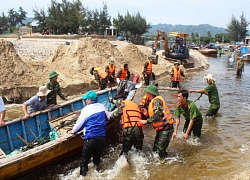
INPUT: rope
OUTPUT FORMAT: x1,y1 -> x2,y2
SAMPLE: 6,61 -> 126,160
194,93 -> 203,102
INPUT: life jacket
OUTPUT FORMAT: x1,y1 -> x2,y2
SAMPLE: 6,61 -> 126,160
94,67 -> 108,79
121,100 -> 144,129
139,95 -> 148,108
107,63 -> 115,75
119,68 -> 127,80
148,96 -> 174,130
171,67 -> 181,82
142,60 -> 153,74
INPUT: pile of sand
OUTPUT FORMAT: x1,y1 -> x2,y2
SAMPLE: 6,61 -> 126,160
0,37 -> 209,101
0,40 -> 46,88
0,38 -> 154,99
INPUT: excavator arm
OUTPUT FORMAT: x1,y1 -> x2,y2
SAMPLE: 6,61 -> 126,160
152,30 -> 169,57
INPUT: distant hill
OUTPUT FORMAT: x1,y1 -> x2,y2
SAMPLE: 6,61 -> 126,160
146,24 -> 227,37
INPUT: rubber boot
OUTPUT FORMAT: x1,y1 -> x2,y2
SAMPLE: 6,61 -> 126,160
80,165 -> 88,176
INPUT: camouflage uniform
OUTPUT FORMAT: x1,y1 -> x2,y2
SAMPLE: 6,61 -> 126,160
142,98 -> 174,158
111,100 -> 144,155
46,81 -> 66,106
93,71 -> 109,90
105,63 -> 115,84
142,59 -> 155,86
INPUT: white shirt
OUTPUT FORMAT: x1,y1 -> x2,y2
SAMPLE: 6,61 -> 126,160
0,96 -> 5,112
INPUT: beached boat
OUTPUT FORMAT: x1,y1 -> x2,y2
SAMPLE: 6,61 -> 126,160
199,48 -> 218,57
0,81 -> 141,179
243,53 -> 250,61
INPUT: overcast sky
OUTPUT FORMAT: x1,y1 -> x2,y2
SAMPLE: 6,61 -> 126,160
1,0 -> 250,28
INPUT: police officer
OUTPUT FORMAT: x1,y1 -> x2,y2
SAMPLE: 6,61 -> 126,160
46,71 -> 68,106
139,85 -> 174,158
173,90 -> 203,140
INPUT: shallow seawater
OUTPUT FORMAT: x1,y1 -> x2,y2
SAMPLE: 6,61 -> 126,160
14,55 -> 250,180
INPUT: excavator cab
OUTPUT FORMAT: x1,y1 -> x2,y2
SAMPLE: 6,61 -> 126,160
168,32 -> 189,60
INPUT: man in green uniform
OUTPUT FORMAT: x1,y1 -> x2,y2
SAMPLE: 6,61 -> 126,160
139,85 -> 174,158
142,56 -> 155,86
189,74 -> 220,116
46,71 -> 68,106
173,90 -> 203,141
89,67 -> 109,90
111,99 -> 144,156
236,56 -> 244,76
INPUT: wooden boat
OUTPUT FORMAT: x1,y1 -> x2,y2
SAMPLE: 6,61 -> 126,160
0,81 -> 140,179
243,53 -> 250,61
199,48 -> 218,57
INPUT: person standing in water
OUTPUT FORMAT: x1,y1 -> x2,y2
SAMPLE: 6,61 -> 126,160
189,74 -> 220,116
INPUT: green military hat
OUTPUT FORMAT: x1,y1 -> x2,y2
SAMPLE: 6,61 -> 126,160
148,56 -> 154,60
145,84 -> 159,96
49,71 -> 59,79
89,67 -> 94,75
109,59 -> 115,64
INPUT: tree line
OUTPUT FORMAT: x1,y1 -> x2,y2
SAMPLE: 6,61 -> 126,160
0,0 -> 249,44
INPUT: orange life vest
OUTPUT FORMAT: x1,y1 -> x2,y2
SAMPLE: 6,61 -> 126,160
148,96 -> 174,130
171,67 -> 181,82
139,95 -> 148,107
94,67 -> 108,79
119,68 -> 127,80
142,60 -> 153,74
121,100 -> 144,129
107,63 -> 115,75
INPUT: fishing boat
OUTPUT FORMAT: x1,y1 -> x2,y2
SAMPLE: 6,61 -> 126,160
0,81 -> 141,179
243,53 -> 250,61
199,48 -> 218,57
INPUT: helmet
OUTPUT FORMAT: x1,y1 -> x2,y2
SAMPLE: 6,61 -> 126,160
145,84 -> 159,96
89,67 -> 94,75
109,59 -> 115,64
148,56 -> 154,60
49,71 -> 59,79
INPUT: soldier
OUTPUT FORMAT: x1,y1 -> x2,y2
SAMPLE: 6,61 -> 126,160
139,85 -> 174,158
142,56 -> 156,86
105,59 -> 116,87
89,66 -> 109,90
46,71 -> 68,106
236,56 -> 244,76
170,62 -> 185,88
111,100 -> 144,156
117,64 -> 130,81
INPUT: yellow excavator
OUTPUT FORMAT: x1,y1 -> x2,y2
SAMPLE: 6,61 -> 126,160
152,30 -> 170,58
152,30 -> 189,62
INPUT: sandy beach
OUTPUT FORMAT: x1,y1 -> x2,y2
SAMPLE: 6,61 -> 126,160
0,36 -> 209,102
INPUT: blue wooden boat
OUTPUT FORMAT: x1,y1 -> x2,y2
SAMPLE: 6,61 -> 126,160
0,85 -> 136,179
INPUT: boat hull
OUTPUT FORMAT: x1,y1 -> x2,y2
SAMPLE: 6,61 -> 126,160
200,49 -> 218,57
0,88 -> 121,179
